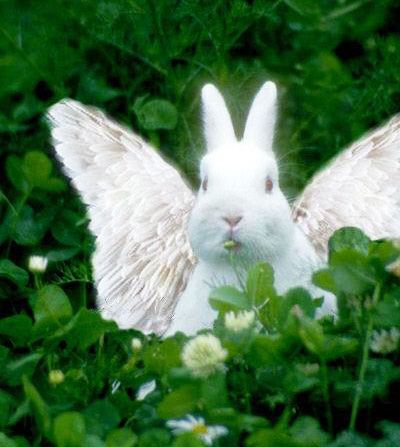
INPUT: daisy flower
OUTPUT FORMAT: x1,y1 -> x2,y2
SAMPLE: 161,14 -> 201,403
167,414 -> 228,445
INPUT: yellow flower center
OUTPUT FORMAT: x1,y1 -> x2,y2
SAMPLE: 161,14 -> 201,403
192,423 -> 208,435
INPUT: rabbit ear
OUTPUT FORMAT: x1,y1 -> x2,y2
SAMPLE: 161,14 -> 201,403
243,81 -> 277,152
201,84 -> 236,151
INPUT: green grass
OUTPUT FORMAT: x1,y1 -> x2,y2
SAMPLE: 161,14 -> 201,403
1,1 -> 400,445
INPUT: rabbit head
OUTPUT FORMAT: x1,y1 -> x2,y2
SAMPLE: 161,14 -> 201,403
188,82 -> 294,266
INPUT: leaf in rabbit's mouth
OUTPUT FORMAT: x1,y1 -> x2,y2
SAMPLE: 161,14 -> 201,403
224,239 -> 241,252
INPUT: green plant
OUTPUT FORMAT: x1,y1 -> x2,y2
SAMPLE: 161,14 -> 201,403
1,228 -> 400,446
2,0 -> 400,445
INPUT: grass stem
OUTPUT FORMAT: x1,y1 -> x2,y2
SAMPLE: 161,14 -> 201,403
349,282 -> 381,430
321,360 -> 333,434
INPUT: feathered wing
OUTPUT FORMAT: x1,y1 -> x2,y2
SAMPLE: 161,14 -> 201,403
293,115 -> 400,257
47,99 -> 196,335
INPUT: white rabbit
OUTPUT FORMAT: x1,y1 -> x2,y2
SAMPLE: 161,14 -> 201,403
165,83 -> 335,335
47,82 -> 400,336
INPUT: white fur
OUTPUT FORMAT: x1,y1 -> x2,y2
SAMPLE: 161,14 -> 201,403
243,81 -> 277,152
201,84 -> 236,151
167,82 -> 336,335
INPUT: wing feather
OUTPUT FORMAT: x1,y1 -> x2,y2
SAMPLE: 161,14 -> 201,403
293,115 -> 400,257
47,99 -> 196,335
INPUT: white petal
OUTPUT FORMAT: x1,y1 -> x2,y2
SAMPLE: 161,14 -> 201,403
136,379 -> 156,401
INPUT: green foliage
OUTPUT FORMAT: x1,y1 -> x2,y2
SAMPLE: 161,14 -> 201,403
133,97 -> 178,130
1,1 -> 400,445
1,226 -> 400,445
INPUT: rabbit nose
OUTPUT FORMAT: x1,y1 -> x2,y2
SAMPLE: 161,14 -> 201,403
223,216 -> 242,227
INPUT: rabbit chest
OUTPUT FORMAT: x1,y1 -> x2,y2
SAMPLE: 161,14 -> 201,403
165,226 -> 336,336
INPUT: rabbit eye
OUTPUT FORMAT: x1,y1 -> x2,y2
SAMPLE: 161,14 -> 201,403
202,176 -> 208,192
265,177 -> 273,193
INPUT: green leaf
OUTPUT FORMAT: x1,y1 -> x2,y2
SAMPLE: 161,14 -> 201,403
312,269 -> 336,294
362,359 -> 400,400
0,345 -> 9,380
247,335 -> 285,368
7,399 -> 30,427
14,436 -> 31,447
246,428 -> 299,447
157,385 -> 200,419
0,259 -> 28,287
51,210 -> 83,247
330,249 -> 376,295
54,412 -> 86,447
85,435 -> 106,447
289,416 -> 329,446
283,367 -> 319,394
22,376 -> 51,437
0,315 -> 32,346
209,286 -> 250,313
0,390 -> 13,428
322,335 -> 358,361
370,240 -> 400,266
327,430 -> 371,447
246,262 -> 276,307
5,155 -> 30,193
376,421 -> 400,447
0,433 -> 18,447
137,429 -> 171,447
12,93 -> 43,122
46,247 -> 80,262
0,208 -> 15,246
106,428 -> 137,447
143,338 -> 182,375
134,98 -> 178,130
40,177 -> 67,193
374,290 -> 400,327
172,433 -> 204,447
22,151 -> 52,188
298,320 -> 325,357
328,227 -> 370,259
283,0 -> 320,16
14,205 -> 56,246
5,353 -> 42,386
50,309 -> 117,350
281,287 -> 317,320
84,400 -> 120,437
200,372 -> 228,410
78,74 -> 121,103
33,285 -> 73,336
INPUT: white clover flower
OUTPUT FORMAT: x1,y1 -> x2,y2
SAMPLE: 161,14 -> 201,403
131,337 -> 142,352
224,310 -> 255,332
167,414 -> 228,445
48,369 -> 64,385
28,255 -> 48,273
370,328 -> 400,354
182,334 -> 228,378
136,379 -> 156,401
